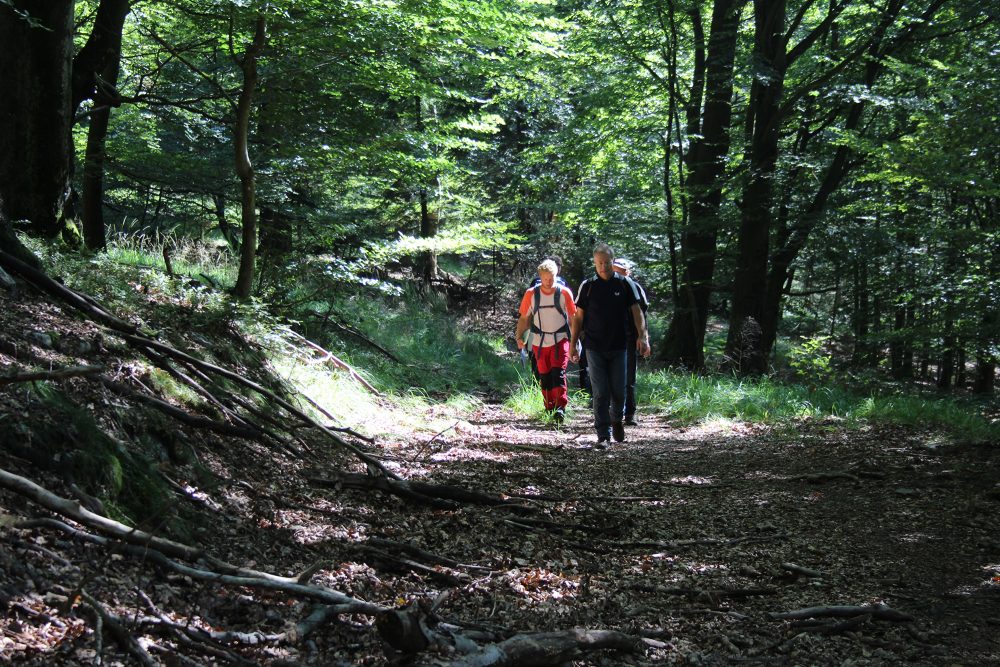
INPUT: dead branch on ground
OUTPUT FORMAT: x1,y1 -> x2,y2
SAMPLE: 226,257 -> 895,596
769,603 -> 913,623
0,364 -> 105,384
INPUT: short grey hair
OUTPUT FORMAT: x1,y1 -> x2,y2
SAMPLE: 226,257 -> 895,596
593,243 -> 615,259
537,259 -> 558,275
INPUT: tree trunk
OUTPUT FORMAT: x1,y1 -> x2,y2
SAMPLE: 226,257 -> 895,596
415,95 -> 438,284
233,15 -> 267,300
725,0 -> 786,375
661,0 -> 742,369
851,259 -> 870,366
937,327 -> 955,390
759,0 -> 946,359
973,344 -> 995,395
890,301 -> 907,378
0,1 -> 75,238
420,187 -> 438,283
214,194 -> 240,251
80,0 -> 131,251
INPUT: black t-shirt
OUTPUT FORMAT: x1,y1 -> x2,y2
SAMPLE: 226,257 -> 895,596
576,274 -> 640,352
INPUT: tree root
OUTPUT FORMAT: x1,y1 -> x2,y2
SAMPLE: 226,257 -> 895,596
79,590 -> 159,667
311,472 -> 537,512
769,603 -> 913,622
377,603 -> 641,667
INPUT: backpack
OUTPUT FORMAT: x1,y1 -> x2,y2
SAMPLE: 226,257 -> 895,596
528,284 -> 571,349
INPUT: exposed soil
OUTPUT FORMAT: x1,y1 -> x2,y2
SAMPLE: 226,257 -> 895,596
1,280 -> 999,666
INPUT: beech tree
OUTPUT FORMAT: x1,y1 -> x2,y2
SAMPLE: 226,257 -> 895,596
0,1 -> 75,239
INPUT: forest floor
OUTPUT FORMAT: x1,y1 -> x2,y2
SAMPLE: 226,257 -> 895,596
2,279 -> 1000,665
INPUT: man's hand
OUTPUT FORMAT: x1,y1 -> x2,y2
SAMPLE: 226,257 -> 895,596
638,338 -> 651,358
569,340 -> 580,363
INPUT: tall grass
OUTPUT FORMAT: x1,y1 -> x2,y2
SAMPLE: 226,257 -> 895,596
298,284 -> 521,398
104,232 -> 237,287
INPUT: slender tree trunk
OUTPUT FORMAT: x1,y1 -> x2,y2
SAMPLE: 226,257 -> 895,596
233,15 -> 267,300
938,327 -> 955,390
725,0 -> 786,374
891,301 -> 906,378
902,300 -> 915,377
663,137 -> 679,303
420,187 -> 438,283
415,95 -> 438,284
973,311 -> 996,393
80,0 -> 131,251
851,259 -> 871,366
0,1 -> 75,238
661,0 -> 743,369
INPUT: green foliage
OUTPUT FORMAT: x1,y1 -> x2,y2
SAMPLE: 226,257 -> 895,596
302,284 -> 520,397
58,0 -> 1000,395
786,336 -> 832,385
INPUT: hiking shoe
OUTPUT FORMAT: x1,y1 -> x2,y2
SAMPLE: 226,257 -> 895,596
612,421 -> 625,442
552,409 -> 565,425
624,414 -> 638,426
595,438 -> 610,450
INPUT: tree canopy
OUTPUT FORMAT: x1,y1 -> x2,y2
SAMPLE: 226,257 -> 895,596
0,0 -> 996,384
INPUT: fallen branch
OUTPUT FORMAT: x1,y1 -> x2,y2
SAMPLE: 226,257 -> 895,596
0,467 -> 377,611
99,376 -> 264,441
119,333 -> 393,478
285,328 -> 382,396
308,310 -> 401,362
798,613 -> 872,635
0,247 -> 393,479
592,533 -> 788,552
79,591 -> 159,667
142,588 -> 264,664
18,516 -> 387,616
769,603 -> 913,623
781,562 -> 823,578
411,420 -> 461,462
0,249 -> 138,334
1,467 -> 203,562
443,628 -> 641,667
788,471 -> 860,483
0,364 -> 105,385
366,537 -> 492,574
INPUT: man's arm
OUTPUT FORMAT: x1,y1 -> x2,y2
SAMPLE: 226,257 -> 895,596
631,303 -> 650,357
568,307 -> 585,362
515,314 -> 530,349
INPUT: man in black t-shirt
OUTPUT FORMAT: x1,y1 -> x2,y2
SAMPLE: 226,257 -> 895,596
569,244 -> 650,448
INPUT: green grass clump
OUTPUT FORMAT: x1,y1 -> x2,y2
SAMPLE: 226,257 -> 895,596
299,285 -> 521,399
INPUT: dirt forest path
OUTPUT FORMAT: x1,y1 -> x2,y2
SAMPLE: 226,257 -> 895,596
3,375 -> 1000,665
421,400 -> 1000,665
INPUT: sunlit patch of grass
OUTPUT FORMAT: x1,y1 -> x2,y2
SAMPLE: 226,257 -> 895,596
505,370 -> 545,417
147,368 -> 206,410
640,369 -> 998,440
270,355 -> 384,431
104,232 -> 237,288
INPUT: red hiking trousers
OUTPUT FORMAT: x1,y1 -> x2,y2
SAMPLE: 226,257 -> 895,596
533,339 -> 570,411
